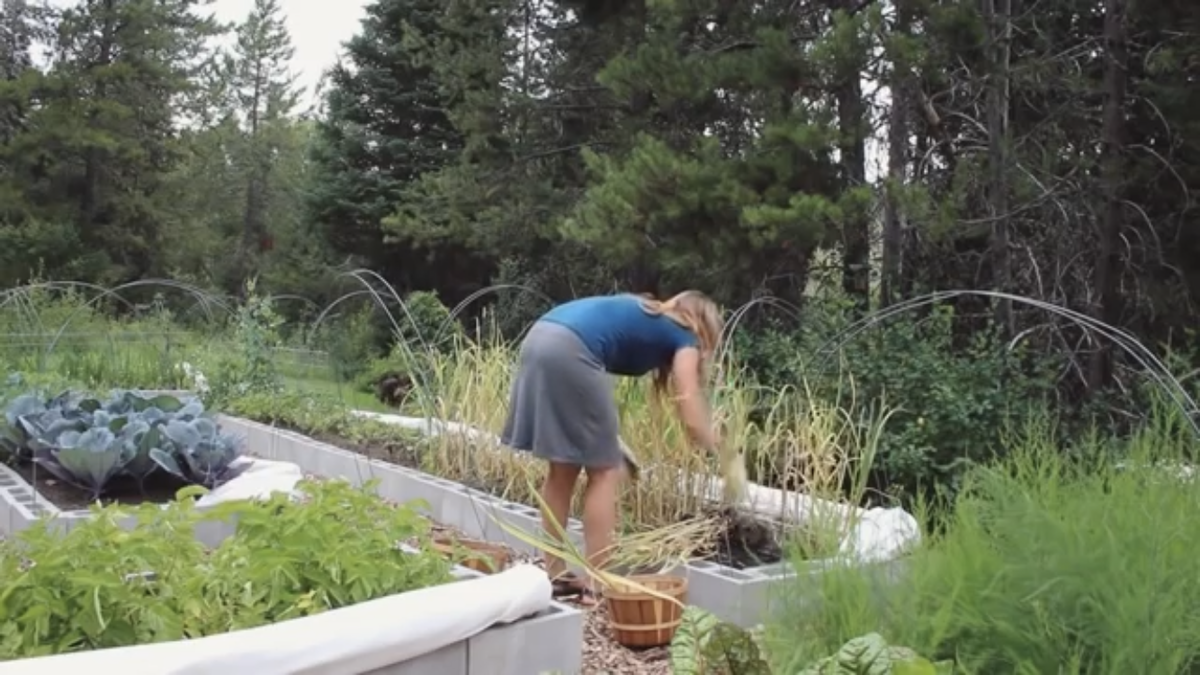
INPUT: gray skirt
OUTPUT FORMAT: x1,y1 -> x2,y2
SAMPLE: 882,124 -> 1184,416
500,321 -> 623,468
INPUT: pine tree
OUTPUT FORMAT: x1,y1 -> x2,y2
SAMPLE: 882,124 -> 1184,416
225,0 -> 300,288
0,0 -> 34,165
0,0 -> 221,284
560,0 -> 855,304
307,0 -> 473,294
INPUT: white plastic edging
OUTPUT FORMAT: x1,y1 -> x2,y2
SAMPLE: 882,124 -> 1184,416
350,410 -> 921,564
5,564 -> 558,675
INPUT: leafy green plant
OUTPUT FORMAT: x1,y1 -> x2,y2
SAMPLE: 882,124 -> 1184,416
202,279 -> 284,404
150,417 -> 244,488
1,388 -> 241,496
0,479 -> 452,658
351,290 -> 464,397
742,299 -> 1057,501
768,414 -> 1200,674
225,389 -> 425,451
670,607 -> 772,674
799,633 -> 952,674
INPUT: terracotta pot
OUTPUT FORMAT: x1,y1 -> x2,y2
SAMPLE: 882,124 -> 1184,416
604,574 -> 688,648
431,535 -> 510,574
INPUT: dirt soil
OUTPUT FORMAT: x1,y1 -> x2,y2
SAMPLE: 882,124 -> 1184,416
687,506 -> 785,568
11,461 -> 190,511
305,427 -> 424,469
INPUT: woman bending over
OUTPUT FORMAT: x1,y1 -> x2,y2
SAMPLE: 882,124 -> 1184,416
501,290 -> 723,605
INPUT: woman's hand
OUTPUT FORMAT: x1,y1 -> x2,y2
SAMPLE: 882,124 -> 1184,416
670,347 -> 719,452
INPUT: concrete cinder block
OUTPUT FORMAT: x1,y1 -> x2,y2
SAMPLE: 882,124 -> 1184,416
365,641 -> 468,674
0,463 -> 58,535
680,560 -> 817,627
467,602 -> 584,675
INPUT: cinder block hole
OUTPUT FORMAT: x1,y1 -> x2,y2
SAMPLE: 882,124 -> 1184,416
714,567 -> 753,581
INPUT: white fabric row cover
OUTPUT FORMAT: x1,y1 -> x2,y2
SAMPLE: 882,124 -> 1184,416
5,564 -> 552,675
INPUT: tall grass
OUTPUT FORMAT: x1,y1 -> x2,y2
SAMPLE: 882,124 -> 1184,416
412,328 -> 890,543
768,407 -> 1200,674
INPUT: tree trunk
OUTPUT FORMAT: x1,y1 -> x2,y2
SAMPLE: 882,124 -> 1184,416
238,60 -> 266,288
982,0 -> 1012,333
881,0 -> 911,308
1087,0 -> 1128,391
837,0 -> 870,314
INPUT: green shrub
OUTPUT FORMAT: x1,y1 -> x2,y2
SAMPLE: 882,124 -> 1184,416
224,389 -> 424,445
767,413 -> 1200,674
320,301 -> 386,382
320,290 -> 461,388
736,300 -> 1057,501
48,344 -> 189,390
0,286 -> 196,390
0,479 -> 452,658
351,291 -> 464,396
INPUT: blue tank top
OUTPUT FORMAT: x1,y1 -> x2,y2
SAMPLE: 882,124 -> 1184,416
539,295 -> 698,376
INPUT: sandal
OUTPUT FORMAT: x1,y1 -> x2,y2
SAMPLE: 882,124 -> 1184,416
550,572 -> 587,598
550,574 -> 602,606
575,587 -> 601,608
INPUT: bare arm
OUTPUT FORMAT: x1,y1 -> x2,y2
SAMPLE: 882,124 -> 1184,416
670,347 -> 719,452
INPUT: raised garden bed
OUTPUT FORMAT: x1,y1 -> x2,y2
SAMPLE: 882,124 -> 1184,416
0,388 -> 298,546
218,414 -> 893,627
0,470 -> 583,674
0,388 -> 247,505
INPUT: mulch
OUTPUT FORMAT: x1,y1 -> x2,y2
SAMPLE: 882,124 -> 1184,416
581,602 -> 672,674
410,511 -> 672,673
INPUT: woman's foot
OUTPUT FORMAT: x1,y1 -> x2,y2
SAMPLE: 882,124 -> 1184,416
575,586 -> 601,607
550,571 -> 585,597
550,573 -> 601,607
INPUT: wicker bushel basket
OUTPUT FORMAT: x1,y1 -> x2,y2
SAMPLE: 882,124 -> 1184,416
431,536 -> 510,574
604,574 -> 688,648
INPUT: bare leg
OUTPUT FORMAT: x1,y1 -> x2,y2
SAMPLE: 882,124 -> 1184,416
542,462 -> 581,581
580,465 -> 623,601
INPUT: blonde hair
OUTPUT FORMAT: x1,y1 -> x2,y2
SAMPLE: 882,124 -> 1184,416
639,290 -> 723,394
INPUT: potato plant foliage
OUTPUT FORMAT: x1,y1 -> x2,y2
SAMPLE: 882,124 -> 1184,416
0,480 -> 452,658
